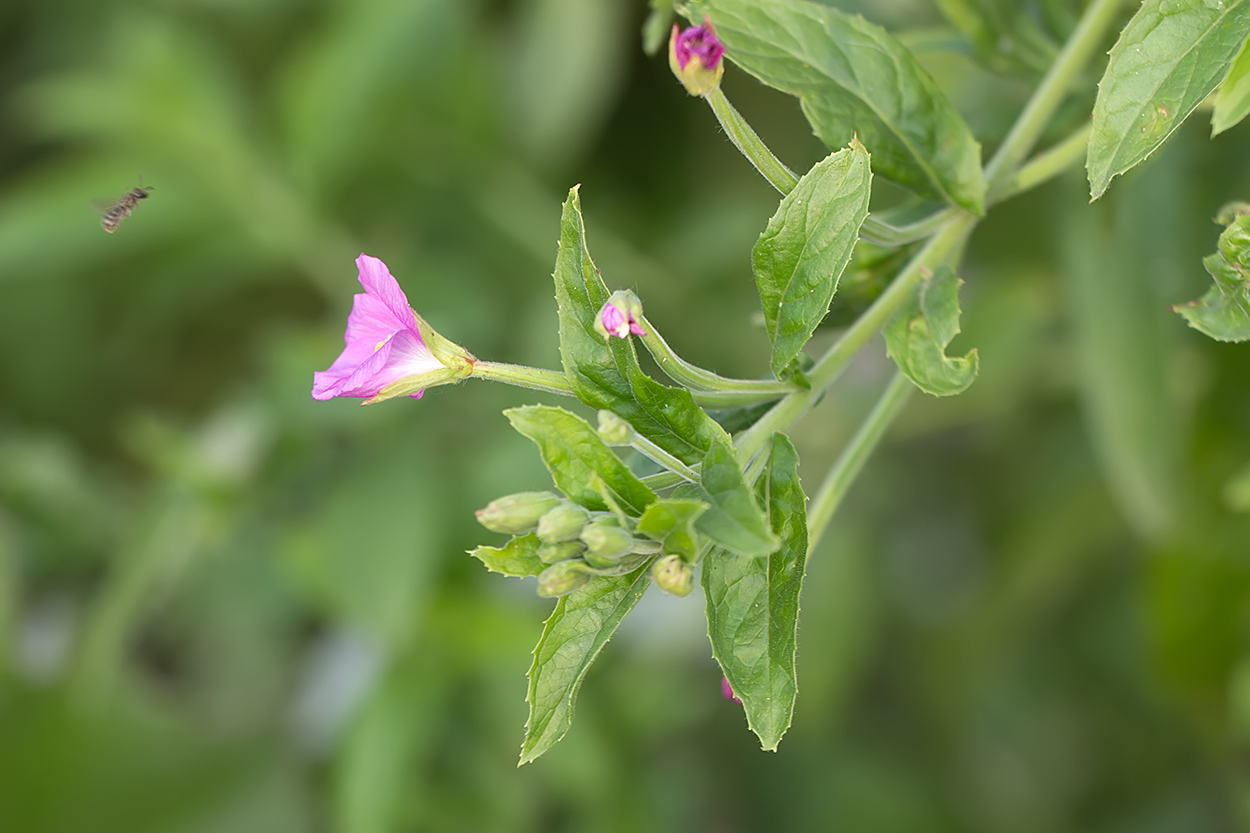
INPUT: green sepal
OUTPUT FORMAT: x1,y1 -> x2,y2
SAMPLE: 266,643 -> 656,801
637,498 -> 710,561
468,534 -> 546,578
885,266 -> 979,396
703,432 -> 807,750
521,566 -> 652,764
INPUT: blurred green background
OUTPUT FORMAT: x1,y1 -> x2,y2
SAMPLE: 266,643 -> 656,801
2,0 -> 1250,830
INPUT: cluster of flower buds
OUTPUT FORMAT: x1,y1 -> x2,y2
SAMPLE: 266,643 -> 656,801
475,489 -> 697,599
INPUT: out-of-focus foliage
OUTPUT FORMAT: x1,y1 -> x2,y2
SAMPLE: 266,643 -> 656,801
1,0 -> 1249,831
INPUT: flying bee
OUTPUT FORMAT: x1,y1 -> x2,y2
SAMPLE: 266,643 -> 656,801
99,184 -> 153,233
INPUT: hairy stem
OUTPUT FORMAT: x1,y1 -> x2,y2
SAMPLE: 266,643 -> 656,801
637,314 -> 795,395
993,124 -> 1092,204
705,86 -> 949,246
805,371 -> 913,555
983,0 -> 1125,200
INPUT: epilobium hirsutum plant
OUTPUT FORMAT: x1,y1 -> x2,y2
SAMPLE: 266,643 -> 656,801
314,0 -> 1250,762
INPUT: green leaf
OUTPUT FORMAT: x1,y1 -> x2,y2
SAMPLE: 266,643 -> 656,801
1088,0 -> 1250,199
885,266 -> 979,396
703,432 -> 807,751
753,141 -> 872,376
693,435 -> 780,558
1174,214 -> 1250,342
521,566 -> 651,764
505,405 -> 656,516
1214,33 -> 1250,135
691,0 -> 985,213
637,498 -> 709,560
468,534 -> 546,578
552,187 -> 724,466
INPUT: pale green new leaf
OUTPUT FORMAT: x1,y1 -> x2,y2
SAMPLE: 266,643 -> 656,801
703,433 -> 807,750
753,141 -> 872,376
468,534 -> 545,578
885,266 -> 979,396
1088,0 -> 1250,199
1213,33 -> 1250,135
505,405 -> 656,515
691,0 -> 985,212
1175,214 -> 1250,341
521,566 -> 651,764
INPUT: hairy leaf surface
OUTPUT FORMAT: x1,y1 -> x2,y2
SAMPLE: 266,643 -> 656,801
1088,0 -> 1250,199
703,433 -> 807,750
468,534 -> 545,578
521,566 -> 651,764
754,141 -> 871,376
505,405 -> 655,515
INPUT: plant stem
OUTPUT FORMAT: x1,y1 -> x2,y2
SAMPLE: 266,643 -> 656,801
992,124 -> 1092,204
982,0 -> 1125,200
471,359 -> 778,408
734,213 -> 976,464
470,361 -> 578,396
631,434 -> 701,483
641,470 -> 685,490
637,314 -> 796,395
705,87 -> 798,193
805,371 -> 913,555
705,86 -> 947,246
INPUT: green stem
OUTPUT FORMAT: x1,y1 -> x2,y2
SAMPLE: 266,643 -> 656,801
705,86 -> 946,246
705,87 -> 798,193
858,207 -> 959,247
734,213 -> 976,464
631,434 -> 701,483
470,359 -> 777,408
992,124 -> 1092,204
469,361 -> 577,396
805,371 -> 913,555
982,0 -> 1125,200
637,314 -> 795,396
641,470 -> 685,490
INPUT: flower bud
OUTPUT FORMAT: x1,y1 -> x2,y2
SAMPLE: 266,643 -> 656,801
537,559 -> 592,598
580,518 -> 634,567
536,502 -> 591,544
538,540 -> 584,565
668,19 -> 725,97
594,291 -> 646,341
597,410 -> 634,446
653,554 -> 694,597
475,491 -> 562,535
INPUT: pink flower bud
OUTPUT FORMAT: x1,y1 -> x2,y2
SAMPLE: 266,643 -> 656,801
721,676 -> 742,705
669,19 -> 725,96
594,291 -> 647,341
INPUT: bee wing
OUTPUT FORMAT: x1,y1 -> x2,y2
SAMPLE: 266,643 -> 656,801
89,197 -> 122,215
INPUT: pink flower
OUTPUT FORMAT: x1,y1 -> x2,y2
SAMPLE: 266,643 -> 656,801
312,254 -> 446,401
721,676 -> 741,705
672,21 -> 725,73
600,300 -> 650,340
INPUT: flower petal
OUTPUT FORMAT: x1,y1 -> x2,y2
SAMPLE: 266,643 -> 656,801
314,329 -> 442,400
355,254 -> 416,331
